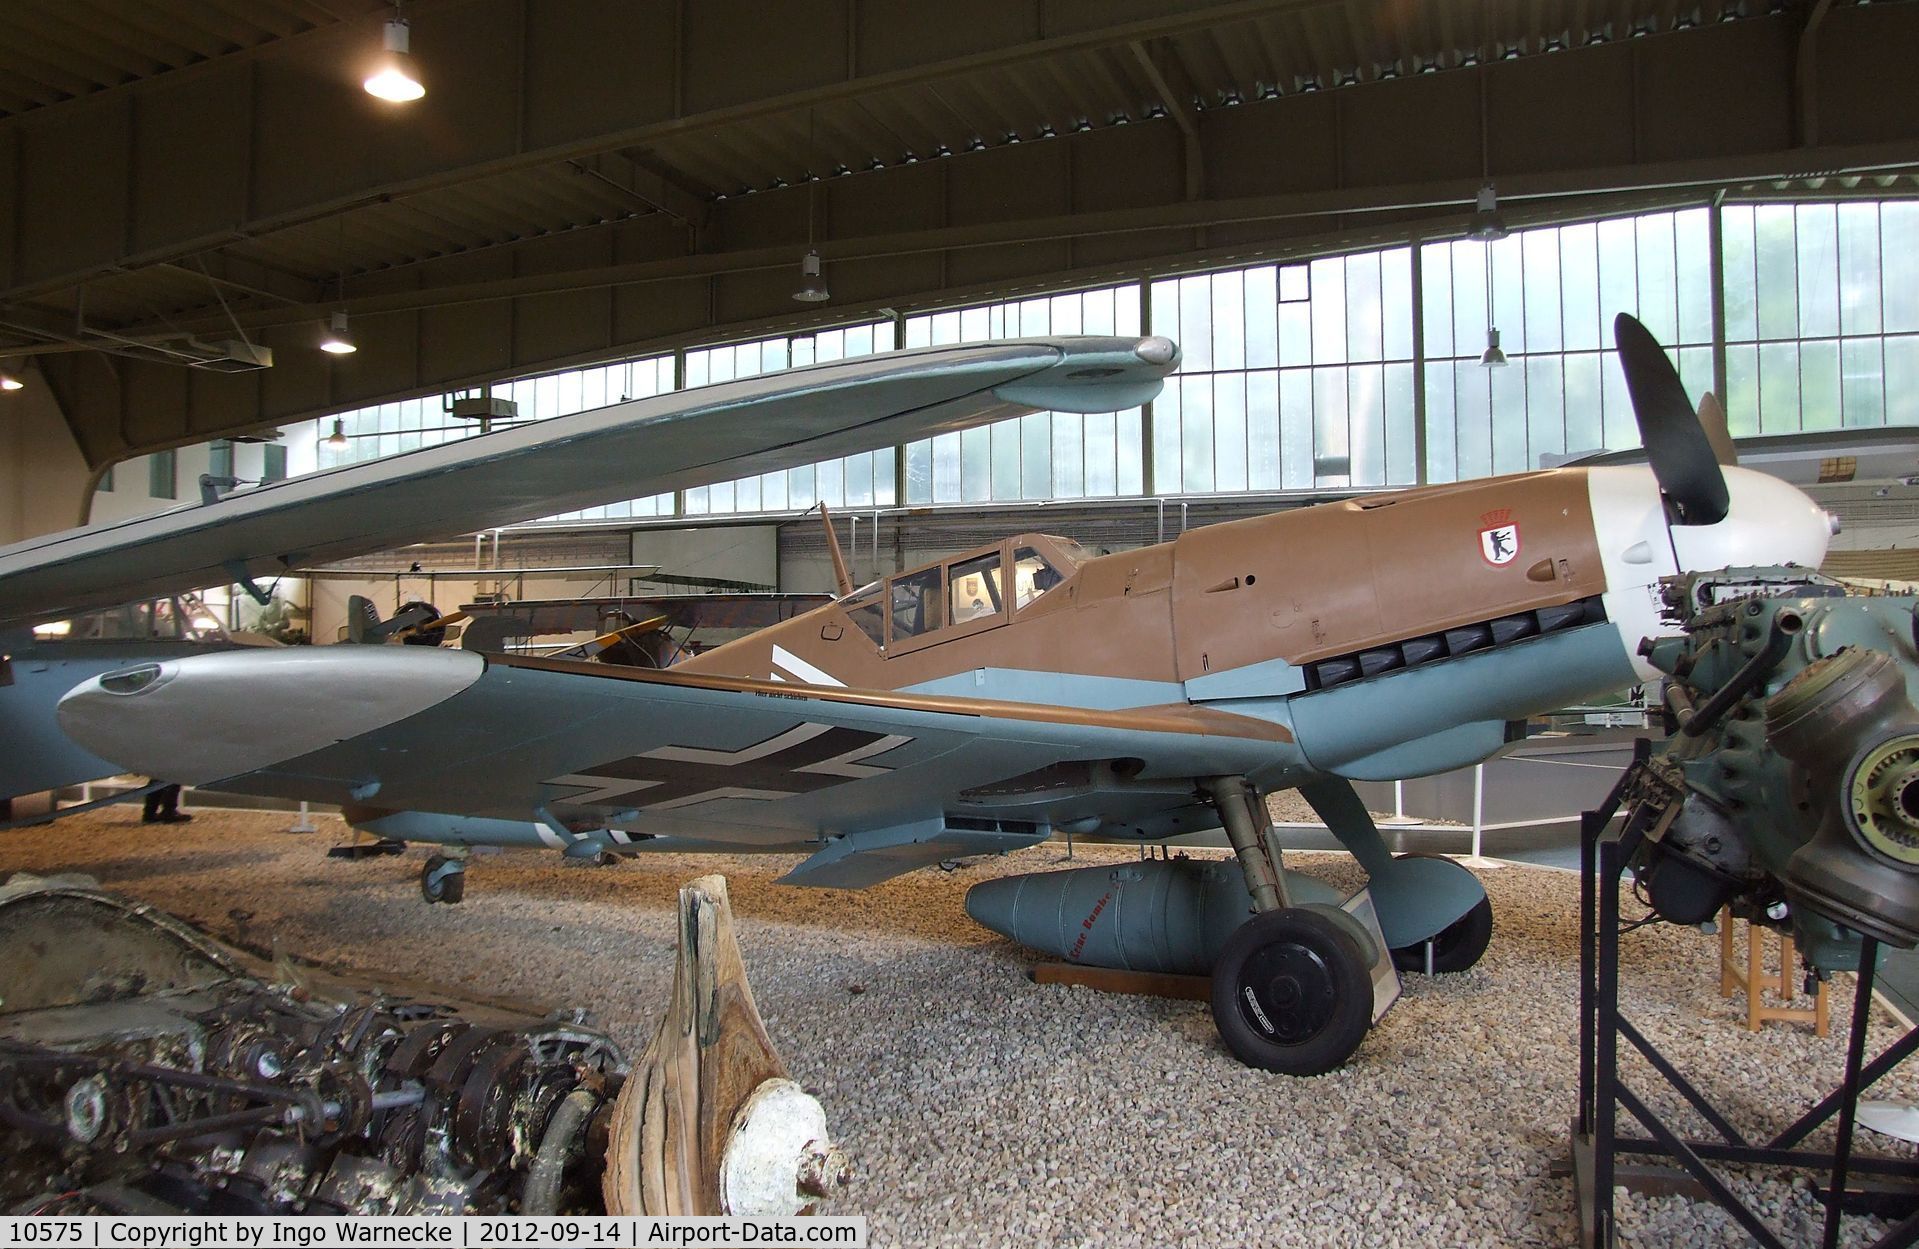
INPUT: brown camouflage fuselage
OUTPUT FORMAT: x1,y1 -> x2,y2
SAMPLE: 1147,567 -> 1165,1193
681,468 -> 1609,698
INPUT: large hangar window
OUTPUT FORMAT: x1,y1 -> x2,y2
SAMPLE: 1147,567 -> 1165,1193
1422,210 -> 1716,483
901,286 -> 1145,505
680,322 -> 898,517
1151,253 -> 1417,493
140,194 -> 1919,534
1720,201 -> 1919,434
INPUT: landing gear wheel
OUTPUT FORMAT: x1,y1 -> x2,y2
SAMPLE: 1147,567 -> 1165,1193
1387,854 -> 1493,973
1210,906 -> 1373,1075
421,854 -> 466,905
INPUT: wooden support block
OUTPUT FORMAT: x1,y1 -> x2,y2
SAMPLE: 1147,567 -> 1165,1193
1716,908 -> 1829,1037
1030,961 -> 1211,1001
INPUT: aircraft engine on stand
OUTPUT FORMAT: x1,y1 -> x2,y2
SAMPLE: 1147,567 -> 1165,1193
1626,567 -> 1919,972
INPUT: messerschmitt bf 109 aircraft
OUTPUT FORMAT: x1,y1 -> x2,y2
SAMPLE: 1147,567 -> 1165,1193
54,317 -> 1831,1075
0,335 -> 1176,803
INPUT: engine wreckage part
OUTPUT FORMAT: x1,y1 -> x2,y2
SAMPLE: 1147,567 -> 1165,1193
0,873 -> 844,1217
1626,566 -> 1919,971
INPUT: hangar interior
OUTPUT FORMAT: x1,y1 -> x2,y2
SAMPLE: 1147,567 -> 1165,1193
6,0 -> 1919,1242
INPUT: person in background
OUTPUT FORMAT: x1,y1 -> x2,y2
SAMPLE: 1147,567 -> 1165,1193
142,782 -> 191,824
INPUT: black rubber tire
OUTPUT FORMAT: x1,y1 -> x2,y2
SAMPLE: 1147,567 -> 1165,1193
1210,906 -> 1373,1076
440,870 -> 466,904
421,854 -> 453,904
1387,854 -> 1493,973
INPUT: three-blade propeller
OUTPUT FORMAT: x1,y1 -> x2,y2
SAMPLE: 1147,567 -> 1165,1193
1614,312 -> 1731,525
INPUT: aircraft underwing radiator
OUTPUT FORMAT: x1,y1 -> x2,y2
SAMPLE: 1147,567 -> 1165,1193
1623,566 -> 1919,972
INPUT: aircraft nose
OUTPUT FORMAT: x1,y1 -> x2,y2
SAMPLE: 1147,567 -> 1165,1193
1668,465 -> 1833,576
57,647 -> 486,785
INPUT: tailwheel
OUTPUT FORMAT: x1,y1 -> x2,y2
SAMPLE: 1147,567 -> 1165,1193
1387,853 -> 1493,974
420,853 -> 466,904
1210,906 -> 1372,1075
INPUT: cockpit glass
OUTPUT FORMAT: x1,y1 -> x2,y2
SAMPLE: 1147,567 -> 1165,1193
842,586 -> 885,646
948,552 -> 1003,625
1013,546 -> 1064,611
1046,537 -> 1093,566
889,567 -> 945,639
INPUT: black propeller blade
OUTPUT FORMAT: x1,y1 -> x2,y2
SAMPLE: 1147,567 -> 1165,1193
1614,312 -> 1730,525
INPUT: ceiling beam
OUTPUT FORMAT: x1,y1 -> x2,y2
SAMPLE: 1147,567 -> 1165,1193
112,135 -> 1919,341
1129,40 -> 1203,200
0,0 -> 1329,304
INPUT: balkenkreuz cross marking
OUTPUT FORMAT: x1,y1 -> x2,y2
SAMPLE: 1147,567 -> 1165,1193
547,723 -> 910,812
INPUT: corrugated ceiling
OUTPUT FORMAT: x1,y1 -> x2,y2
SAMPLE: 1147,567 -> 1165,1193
0,0 -> 1867,358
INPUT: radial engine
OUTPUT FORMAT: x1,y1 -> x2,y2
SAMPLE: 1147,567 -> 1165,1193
1626,567 -> 1919,972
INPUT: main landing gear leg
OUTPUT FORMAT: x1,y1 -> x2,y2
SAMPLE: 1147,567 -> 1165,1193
1299,776 -> 1493,973
421,848 -> 468,904
1205,776 -> 1373,1076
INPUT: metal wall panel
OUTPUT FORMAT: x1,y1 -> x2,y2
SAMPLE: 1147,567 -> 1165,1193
681,0 -> 848,114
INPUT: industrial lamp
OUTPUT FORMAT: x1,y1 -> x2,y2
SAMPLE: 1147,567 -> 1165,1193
1473,185 -> 1508,370
0,364 -> 22,391
1467,183 -> 1509,242
323,418 -> 351,450
364,17 -> 425,102
792,249 -> 830,303
319,311 -> 357,355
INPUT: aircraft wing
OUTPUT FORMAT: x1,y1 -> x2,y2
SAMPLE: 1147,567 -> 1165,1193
0,335 -> 1175,631
55,645 -> 1295,888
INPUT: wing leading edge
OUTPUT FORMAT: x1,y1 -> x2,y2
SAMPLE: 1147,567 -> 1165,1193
0,336 -> 1177,630
56,645 -> 1291,887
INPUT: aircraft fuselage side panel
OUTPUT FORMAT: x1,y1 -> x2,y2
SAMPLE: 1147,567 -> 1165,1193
681,470 -> 1611,721
679,533 -> 1182,696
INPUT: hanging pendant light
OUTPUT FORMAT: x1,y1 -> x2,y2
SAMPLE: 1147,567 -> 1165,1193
1480,327 -> 1508,368
364,16 -> 425,102
792,112 -> 830,303
319,311 -> 357,355
1468,182 -> 1509,242
323,418 -> 351,450
792,249 -> 830,303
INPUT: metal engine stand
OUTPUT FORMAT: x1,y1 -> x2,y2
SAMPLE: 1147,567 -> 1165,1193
1572,746 -> 1919,1249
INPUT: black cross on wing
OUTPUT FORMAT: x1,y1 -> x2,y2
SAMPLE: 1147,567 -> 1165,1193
546,722 -> 912,812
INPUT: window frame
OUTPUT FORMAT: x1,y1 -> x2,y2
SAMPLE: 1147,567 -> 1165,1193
881,540 -> 1015,657
148,449 -> 176,500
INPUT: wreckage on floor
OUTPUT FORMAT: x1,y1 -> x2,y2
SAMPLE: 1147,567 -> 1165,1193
0,874 -> 844,1217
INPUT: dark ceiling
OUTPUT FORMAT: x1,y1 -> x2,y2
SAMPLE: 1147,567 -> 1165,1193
1,0 -> 1916,467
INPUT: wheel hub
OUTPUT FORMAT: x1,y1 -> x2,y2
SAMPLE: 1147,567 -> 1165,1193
1239,942 -> 1335,1043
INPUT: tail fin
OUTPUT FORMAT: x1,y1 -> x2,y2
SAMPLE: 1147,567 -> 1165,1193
344,595 -> 382,644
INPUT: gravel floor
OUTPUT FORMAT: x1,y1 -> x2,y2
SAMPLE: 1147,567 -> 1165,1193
5,808 -> 1916,1247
